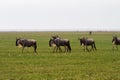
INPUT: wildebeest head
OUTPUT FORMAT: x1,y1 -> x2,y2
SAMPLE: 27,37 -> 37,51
49,38 -> 56,47
112,36 -> 117,41
112,36 -> 119,44
79,37 -> 86,45
16,38 -> 21,46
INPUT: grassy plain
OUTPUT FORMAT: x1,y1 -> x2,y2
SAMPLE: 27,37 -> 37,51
0,31 -> 120,80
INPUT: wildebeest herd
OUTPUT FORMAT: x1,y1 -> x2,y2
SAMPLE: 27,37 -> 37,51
16,35 -> 120,54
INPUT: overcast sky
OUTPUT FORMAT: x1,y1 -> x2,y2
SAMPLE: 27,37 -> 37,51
0,0 -> 120,31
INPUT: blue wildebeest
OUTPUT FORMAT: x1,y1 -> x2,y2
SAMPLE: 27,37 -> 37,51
16,38 -> 37,53
49,36 -> 71,53
112,36 -> 120,51
79,37 -> 97,51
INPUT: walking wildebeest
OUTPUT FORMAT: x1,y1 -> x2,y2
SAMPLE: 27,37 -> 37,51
49,36 -> 71,53
49,35 -> 62,53
49,38 -> 62,53
112,36 -> 120,51
16,38 -> 37,53
78,37 -> 97,51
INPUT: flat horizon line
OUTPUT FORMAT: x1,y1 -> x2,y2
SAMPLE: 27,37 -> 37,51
0,29 -> 120,32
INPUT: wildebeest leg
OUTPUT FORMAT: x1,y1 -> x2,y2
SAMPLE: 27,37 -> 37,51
34,42 -> 37,53
53,46 -> 57,53
56,47 -> 59,52
64,46 -> 66,52
84,46 -> 86,51
58,47 -> 62,53
90,45 -> 93,51
84,45 -> 89,51
112,44 -> 118,51
116,45 -> 118,50
22,47 -> 24,53
34,47 -> 37,53
65,46 -> 69,53
113,45 -> 118,51
54,46 -> 62,53
93,43 -> 97,51
66,46 -> 69,52
92,44 -> 96,51
86,46 -> 90,52
112,44 -> 115,51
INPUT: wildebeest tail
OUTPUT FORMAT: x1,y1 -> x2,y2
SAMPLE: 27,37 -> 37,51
34,41 -> 37,53
68,40 -> 71,52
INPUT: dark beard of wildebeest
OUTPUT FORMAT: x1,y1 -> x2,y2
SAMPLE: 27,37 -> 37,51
49,37 -> 71,53
112,36 -> 120,51
79,37 -> 97,51
16,38 -> 37,53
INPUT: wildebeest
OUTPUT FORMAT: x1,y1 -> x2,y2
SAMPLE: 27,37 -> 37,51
49,35 -> 62,53
49,36 -> 71,53
16,38 -> 37,53
49,38 -> 62,53
112,36 -> 120,50
89,31 -> 92,35
78,37 -> 97,51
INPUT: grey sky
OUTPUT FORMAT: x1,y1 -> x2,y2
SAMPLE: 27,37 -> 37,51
0,0 -> 120,31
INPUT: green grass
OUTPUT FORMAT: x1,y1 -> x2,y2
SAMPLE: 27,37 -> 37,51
0,31 -> 120,80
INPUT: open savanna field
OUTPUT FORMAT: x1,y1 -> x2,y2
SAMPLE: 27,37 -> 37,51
0,31 -> 120,80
